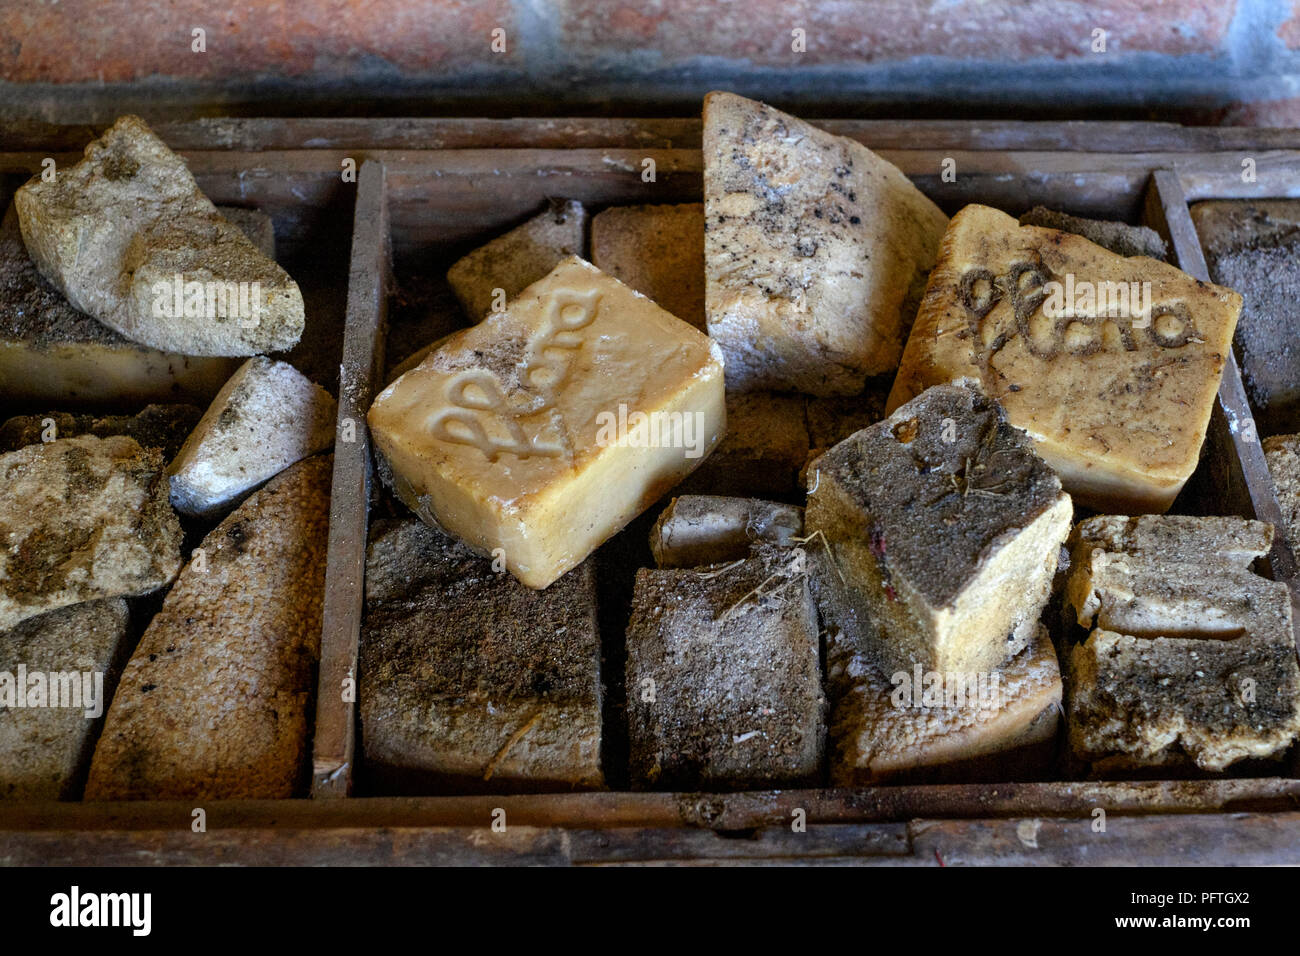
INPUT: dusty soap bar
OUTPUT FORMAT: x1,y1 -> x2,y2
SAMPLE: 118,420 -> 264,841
1064,514 -> 1300,772
649,495 -> 803,568
889,204 -> 1242,513
806,383 -> 1072,677
625,546 -> 825,790
369,256 -> 725,589
0,435 -> 181,630
703,92 -> 948,395
591,203 -> 705,329
360,519 -> 603,793
14,115 -> 304,356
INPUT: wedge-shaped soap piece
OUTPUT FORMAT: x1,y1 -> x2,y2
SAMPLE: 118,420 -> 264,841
0,403 -> 201,459
360,519 -> 603,793
649,495 -> 803,568
84,455 -> 331,800
0,435 -> 181,630
806,383 -> 1072,676
591,203 -> 705,329
625,546 -> 825,789
0,599 -> 129,800
827,623 -> 1061,785
368,256 -> 725,589
14,115 -> 304,356
0,205 -> 238,405
448,199 -> 587,320
703,92 -> 948,395
1063,513 -> 1300,772
168,357 -> 336,518
889,204 -> 1242,513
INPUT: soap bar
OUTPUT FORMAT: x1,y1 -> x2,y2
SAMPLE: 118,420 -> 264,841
889,204 -> 1242,513
827,624 -> 1061,785
806,383 -> 1072,676
448,199 -> 587,320
0,435 -> 182,630
84,455 -> 331,800
0,599 -> 130,800
1063,513 -> 1300,772
1264,434 -> 1300,551
360,519 -> 603,793
591,203 -> 705,329
0,403 -> 201,459
0,205 -> 238,405
168,357 -> 336,518
368,256 -> 725,589
703,92 -> 948,395
1019,206 -> 1167,260
625,546 -> 825,790
649,495 -> 803,568
14,115 -> 304,356
1192,200 -> 1300,434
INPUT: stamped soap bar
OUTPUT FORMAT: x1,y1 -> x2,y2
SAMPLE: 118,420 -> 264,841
368,256 -> 726,589
889,204 -> 1242,513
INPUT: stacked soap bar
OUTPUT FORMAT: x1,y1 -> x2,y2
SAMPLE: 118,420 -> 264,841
1064,514 -> 1300,773
806,383 -> 1072,783
889,204 -> 1242,513
369,256 -> 725,590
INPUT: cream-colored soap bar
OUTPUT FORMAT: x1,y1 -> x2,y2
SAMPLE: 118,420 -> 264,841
888,204 -> 1242,513
368,256 -> 726,589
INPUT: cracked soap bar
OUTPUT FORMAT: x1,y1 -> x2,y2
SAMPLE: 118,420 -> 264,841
888,204 -> 1241,513
368,256 -> 726,589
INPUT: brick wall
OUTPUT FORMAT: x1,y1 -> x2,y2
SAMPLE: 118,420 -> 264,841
3,0 -> 1300,125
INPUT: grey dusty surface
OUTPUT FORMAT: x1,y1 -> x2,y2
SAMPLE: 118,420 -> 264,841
1192,199 -> 1300,435
84,454 -> 332,801
625,545 -> 825,790
1019,206 -> 1168,261
1264,433 -> 1300,554
0,404 -> 202,459
1064,513 -> 1300,773
447,198 -> 587,320
167,356 -> 336,518
14,115 -> 304,356
360,518 -> 604,794
0,598 -> 129,800
0,434 -> 181,630
806,382 -> 1071,676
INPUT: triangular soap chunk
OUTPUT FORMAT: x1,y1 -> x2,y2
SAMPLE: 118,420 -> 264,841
888,204 -> 1242,513
703,92 -> 948,396
14,115 -> 304,357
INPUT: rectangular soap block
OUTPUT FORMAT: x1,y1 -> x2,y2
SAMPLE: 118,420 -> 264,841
1063,513 -> 1300,772
625,546 -> 825,790
360,519 -> 603,793
889,204 -> 1242,513
704,92 -> 948,395
368,256 -> 725,589
591,203 -> 705,329
448,199 -> 587,320
806,383 -> 1072,676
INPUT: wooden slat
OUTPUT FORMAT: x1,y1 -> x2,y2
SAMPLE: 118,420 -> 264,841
311,160 -> 389,797
6,116 -> 1300,154
1148,169 -> 1299,586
